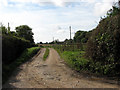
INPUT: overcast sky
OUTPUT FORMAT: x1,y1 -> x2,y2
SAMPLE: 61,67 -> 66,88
0,0 -> 118,43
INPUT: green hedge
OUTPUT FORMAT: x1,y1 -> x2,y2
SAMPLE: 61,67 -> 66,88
2,35 -> 31,64
2,47 -> 40,84
86,15 -> 120,76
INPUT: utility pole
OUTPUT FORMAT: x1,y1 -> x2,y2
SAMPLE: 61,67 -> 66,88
53,37 -> 54,43
8,22 -> 10,33
69,26 -> 71,40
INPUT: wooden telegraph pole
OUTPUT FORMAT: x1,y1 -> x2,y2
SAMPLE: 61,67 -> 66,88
69,26 -> 71,40
8,22 -> 10,33
69,26 -> 72,45
53,37 -> 54,43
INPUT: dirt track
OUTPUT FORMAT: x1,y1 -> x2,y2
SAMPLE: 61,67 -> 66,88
3,48 -> 119,88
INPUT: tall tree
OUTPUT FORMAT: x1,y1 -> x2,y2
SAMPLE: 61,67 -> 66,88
0,24 -> 7,35
15,25 -> 34,43
74,30 -> 88,43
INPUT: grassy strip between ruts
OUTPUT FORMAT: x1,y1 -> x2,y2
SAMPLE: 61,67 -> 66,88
2,47 -> 40,84
43,48 -> 49,61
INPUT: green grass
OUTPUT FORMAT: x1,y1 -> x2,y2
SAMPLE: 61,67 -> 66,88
54,47 -> 89,72
61,50 -> 89,71
55,48 -> 118,77
54,44 -> 120,78
43,48 -> 49,61
2,47 -> 40,84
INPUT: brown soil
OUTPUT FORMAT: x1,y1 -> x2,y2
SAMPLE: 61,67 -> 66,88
3,48 -> 120,88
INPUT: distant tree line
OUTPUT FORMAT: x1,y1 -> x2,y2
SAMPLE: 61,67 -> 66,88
47,31 -> 91,45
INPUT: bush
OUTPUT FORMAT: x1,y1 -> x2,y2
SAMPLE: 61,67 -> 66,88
86,14 -> 120,76
73,30 -> 91,43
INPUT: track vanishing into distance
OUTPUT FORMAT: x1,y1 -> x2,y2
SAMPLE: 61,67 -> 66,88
3,48 -> 120,88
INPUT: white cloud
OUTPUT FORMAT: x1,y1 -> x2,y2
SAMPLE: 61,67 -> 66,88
94,3 -> 112,16
0,0 -> 8,7
9,0 -> 31,3
57,30 -> 66,34
1,0 -> 116,43
0,0 -> 118,8
52,0 -> 66,7
0,5 -> 98,43
81,0 -> 97,3
0,0 -> 101,8
94,0 -> 118,16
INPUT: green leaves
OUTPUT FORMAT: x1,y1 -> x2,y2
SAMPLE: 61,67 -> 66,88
86,12 -> 120,76
0,25 -> 7,35
74,30 -> 90,43
15,25 -> 34,43
107,5 -> 120,18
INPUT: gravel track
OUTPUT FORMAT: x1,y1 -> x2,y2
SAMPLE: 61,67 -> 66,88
3,48 -> 119,88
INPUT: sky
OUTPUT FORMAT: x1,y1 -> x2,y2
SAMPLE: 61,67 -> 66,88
0,0 -> 118,43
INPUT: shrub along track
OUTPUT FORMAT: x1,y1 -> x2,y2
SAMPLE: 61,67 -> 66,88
3,48 -> 119,88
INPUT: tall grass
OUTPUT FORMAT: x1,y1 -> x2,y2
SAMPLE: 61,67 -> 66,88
60,50 -> 89,71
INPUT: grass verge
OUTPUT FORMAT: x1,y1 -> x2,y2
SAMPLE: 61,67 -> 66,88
43,48 -> 49,61
55,48 -> 120,78
56,49 -> 89,72
2,47 -> 40,84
